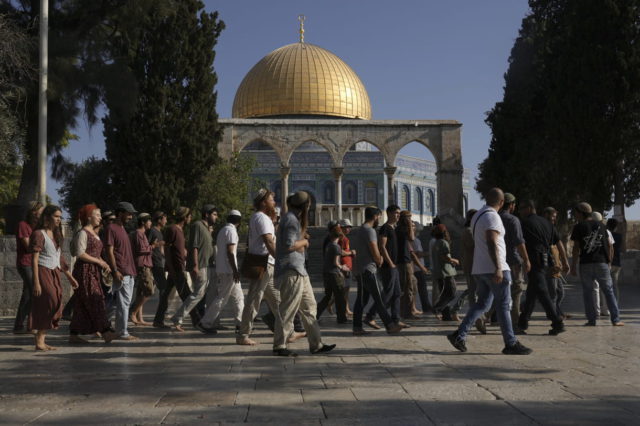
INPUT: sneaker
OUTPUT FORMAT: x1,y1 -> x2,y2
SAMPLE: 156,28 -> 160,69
353,328 -> 368,336
548,325 -> 566,336
502,341 -> 532,355
273,348 -> 298,357
312,343 -> 336,354
584,321 -> 596,326
447,331 -> 467,352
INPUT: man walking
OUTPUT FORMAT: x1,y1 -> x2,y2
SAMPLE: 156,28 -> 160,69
237,189 -> 282,346
498,193 -> 530,330
153,207 -> 193,328
148,211 -> 167,305
364,204 -> 402,329
199,210 -> 245,333
570,202 -> 624,327
543,207 -> 570,318
516,200 -> 566,335
447,188 -> 532,355
352,207 -> 403,335
105,201 -> 138,340
272,191 -> 335,357
171,205 -> 218,331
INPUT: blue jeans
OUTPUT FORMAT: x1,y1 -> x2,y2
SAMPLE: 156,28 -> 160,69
579,263 -> 620,324
112,275 -> 135,337
457,271 -> 516,347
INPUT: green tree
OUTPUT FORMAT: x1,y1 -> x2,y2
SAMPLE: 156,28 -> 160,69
477,0 -> 640,221
103,0 -> 224,213
198,153 -> 263,229
57,157 -> 117,219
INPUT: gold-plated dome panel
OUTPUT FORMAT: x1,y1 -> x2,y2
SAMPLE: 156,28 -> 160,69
232,43 -> 371,119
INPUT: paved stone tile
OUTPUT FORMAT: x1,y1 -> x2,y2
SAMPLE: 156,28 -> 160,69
0,277 -> 639,424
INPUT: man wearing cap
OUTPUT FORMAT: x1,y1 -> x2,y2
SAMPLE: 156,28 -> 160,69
317,221 -> 350,323
338,219 -> 355,317
570,202 -> 624,327
498,193 -> 531,331
105,201 -> 138,340
237,189 -> 282,345
153,207 -> 193,328
273,191 -> 335,356
171,204 -> 218,331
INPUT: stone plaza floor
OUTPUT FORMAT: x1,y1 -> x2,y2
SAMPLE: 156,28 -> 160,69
1,277 -> 639,425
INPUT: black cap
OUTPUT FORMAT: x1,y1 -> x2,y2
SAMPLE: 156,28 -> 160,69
115,202 -> 137,214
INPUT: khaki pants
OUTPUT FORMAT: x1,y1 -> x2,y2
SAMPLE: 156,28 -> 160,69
237,264 -> 280,340
509,263 -> 525,327
273,270 -> 322,352
398,262 -> 416,318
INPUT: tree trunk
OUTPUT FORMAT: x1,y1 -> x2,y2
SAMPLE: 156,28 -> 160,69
613,161 -> 626,252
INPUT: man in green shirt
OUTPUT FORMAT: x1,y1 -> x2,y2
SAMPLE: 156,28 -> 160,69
171,204 -> 218,331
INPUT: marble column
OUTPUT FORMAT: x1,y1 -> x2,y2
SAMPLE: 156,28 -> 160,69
384,166 -> 397,207
332,167 -> 344,220
280,166 -> 291,213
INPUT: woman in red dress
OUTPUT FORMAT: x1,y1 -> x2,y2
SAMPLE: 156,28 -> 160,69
30,205 -> 78,351
69,204 -> 117,344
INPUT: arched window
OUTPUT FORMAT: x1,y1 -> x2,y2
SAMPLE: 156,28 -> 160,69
365,181 -> 377,204
400,185 -> 410,210
323,181 -> 335,203
343,181 -> 357,204
425,188 -> 435,216
414,187 -> 423,215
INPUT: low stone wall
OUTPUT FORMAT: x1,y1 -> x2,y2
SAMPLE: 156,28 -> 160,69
0,236 -> 73,317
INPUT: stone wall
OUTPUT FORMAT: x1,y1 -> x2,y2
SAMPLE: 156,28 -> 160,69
0,236 -> 73,317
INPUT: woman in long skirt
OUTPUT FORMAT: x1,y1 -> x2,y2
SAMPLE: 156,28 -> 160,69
69,204 -> 117,344
30,205 -> 78,351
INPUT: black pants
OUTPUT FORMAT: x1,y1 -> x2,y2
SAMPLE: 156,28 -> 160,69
154,270 -> 200,326
317,272 -> 347,322
433,276 -> 457,313
518,267 -> 564,330
13,266 -> 34,331
414,270 -> 433,313
366,267 -> 400,323
354,270 -> 393,330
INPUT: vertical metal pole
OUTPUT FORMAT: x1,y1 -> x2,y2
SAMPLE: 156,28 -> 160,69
37,0 -> 48,203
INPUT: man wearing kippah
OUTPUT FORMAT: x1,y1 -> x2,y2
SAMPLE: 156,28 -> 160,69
171,204 -> 218,331
236,189 -> 282,345
272,191 -> 336,357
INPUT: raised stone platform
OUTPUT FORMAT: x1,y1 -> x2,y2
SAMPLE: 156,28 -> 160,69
0,275 -> 639,425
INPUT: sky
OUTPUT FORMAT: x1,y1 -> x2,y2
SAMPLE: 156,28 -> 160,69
49,0 -> 640,219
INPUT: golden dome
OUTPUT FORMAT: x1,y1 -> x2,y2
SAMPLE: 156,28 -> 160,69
232,42 -> 371,119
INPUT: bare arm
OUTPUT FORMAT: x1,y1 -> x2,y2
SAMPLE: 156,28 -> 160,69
107,245 -> 123,281
556,242 -> 570,273
516,243 -> 531,273
486,229 -> 503,283
379,235 -> 395,268
227,243 -> 240,281
32,252 -> 41,296
261,233 -> 276,258
369,240 -> 383,267
571,242 -> 580,276
191,247 -> 199,274
288,238 -> 309,253
411,250 -> 428,273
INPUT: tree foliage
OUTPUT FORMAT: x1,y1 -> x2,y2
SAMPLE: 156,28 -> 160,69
198,153 -> 264,229
101,0 -> 224,213
57,157 -> 116,219
477,0 -> 640,219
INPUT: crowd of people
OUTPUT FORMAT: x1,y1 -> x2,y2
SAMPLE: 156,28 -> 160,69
11,186 -> 624,356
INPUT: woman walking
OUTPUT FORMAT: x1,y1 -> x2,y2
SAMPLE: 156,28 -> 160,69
30,205 -> 78,351
431,224 -> 460,320
68,204 -> 117,344
13,201 -> 44,334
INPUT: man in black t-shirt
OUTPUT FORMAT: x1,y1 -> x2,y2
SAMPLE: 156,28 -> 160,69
516,200 -> 565,335
570,202 -> 624,327
364,204 -> 403,329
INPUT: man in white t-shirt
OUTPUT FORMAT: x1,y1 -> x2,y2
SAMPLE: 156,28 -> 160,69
447,188 -> 532,355
199,210 -> 245,333
236,189 -> 282,345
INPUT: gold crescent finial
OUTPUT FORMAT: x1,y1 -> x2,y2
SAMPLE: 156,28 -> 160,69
298,14 -> 305,43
